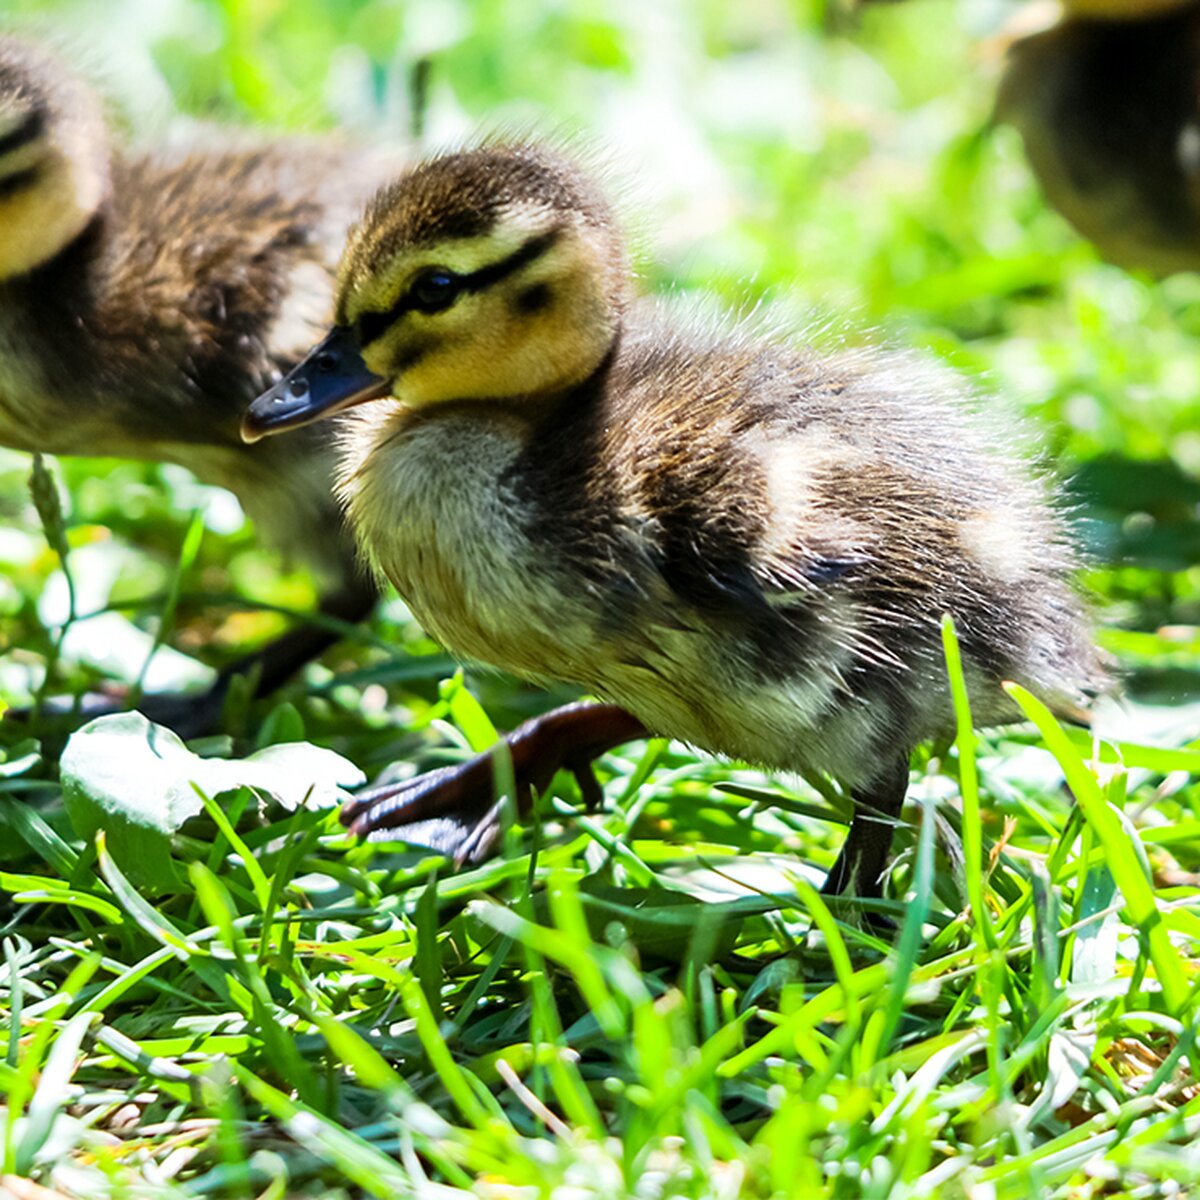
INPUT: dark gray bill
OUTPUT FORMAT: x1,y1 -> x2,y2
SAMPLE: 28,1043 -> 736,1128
241,326 -> 390,443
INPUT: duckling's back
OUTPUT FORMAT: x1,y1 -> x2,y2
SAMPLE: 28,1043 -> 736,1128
510,311 -> 1097,777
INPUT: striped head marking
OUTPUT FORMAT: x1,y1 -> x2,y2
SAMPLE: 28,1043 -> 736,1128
336,143 -> 630,407
243,143 -> 631,442
0,36 -> 109,280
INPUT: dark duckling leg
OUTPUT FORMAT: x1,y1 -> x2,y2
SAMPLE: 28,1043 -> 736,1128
142,571 -> 379,737
820,753 -> 911,901
11,573 -> 377,742
340,701 -> 647,864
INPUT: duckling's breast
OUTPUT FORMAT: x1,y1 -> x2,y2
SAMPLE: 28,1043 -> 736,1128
337,402 -> 609,684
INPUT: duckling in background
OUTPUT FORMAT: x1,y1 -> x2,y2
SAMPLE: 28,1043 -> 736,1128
243,142 -> 1101,902
998,0 -> 1200,277
0,34 -> 397,730
1058,0 -> 1194,19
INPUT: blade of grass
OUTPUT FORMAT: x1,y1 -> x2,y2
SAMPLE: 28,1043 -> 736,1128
398,973 -> 493,1131
129,506 -> 205,709
1005,683 -> 1189,1015
189,861 -> 322,1111
239,1068 -> 423,1198
942,615 -> 996,951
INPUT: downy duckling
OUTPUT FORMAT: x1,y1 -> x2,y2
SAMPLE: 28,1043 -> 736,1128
1058,0 -> 1195,20
243,142 -> 1101,901
999,0 -> 1200,277
0,34 -> 397,729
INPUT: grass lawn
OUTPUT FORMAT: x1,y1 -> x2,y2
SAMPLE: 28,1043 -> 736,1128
3,1 -> 1200,1196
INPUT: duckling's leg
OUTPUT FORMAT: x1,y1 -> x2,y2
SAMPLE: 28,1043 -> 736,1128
340,702 -> 647,864
209,573 -> 378,711
13,573 -> 377,742
142,571 -> 379,737
820,754 -> 911,901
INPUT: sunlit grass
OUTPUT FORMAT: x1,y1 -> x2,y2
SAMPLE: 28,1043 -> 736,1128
3,613 -> 1200,1195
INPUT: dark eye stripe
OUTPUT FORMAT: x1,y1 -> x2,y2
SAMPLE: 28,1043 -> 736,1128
461,228 -> 560,292
0,107 -> 45,159
354,228 -> 561,347
0,163 -> 39,200
356,308 -> 393,346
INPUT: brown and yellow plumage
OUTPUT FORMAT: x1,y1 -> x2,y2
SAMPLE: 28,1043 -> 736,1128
244,142 -> 1102,907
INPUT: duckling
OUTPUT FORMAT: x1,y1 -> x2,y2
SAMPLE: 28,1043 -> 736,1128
0,34 -> 397,729
1059,0 -> 1195,18
242,142 -> 1101,901
998,0 -> 1200,277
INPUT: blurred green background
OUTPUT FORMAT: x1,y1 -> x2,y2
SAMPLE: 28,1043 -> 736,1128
2,0 -> 1198,739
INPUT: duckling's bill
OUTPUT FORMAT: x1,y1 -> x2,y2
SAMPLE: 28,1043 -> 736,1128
241,326 -> 390,443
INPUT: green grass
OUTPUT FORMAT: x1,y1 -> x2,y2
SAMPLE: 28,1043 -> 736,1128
3,0 -> 1200,1195
3,667 -> 1200,1197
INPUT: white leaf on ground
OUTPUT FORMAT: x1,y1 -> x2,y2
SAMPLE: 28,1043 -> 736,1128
61,712 -> 364,889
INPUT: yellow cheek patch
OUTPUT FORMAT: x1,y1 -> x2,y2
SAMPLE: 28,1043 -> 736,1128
0,150 -> 106,280
0,73 -> 109,281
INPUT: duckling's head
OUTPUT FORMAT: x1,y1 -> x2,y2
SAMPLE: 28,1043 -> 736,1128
242,143 -> 628,441
0,36 -> 109,280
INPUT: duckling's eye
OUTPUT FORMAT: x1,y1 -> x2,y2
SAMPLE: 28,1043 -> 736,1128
353,267 -> 464,346
410,267 -> 460,315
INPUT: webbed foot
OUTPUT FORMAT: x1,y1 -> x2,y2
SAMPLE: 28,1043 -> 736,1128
339,701 -> 647,864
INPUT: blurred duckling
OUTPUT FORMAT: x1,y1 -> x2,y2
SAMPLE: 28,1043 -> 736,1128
999,0 -> 1200,277
0,34 -> 395,729
243,143 -> 1101,902
1058,0 -> 1195,19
